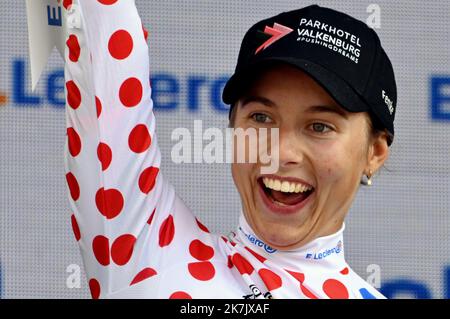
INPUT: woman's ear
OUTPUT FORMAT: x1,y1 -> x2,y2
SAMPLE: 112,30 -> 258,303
366,131 -> 390,175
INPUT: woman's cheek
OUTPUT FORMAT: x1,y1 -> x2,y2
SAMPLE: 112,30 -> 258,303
312,149 -> 342,181
232,163 -> 253,192
313,141 -> 355,182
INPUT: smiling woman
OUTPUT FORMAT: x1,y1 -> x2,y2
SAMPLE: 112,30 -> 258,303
230,63 -> 389,250
62,2 -> 396,299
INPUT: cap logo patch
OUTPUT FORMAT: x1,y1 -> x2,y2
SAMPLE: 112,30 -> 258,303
297,18 -> 362,64
255,23 -> 294,54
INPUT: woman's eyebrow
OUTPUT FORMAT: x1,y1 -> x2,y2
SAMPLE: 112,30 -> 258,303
306,105 -> 349,119
240,95 -> 276,108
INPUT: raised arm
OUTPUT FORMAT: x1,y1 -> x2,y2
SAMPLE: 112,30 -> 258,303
64,0 -> 181,298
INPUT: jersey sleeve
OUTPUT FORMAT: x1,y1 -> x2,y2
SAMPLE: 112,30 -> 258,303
64,0 -> 196,298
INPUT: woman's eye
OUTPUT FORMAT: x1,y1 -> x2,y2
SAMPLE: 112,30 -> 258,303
251,113 -> 271,123
311,122 -> 332,133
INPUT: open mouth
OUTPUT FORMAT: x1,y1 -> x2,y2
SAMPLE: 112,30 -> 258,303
257,176 -> 315,214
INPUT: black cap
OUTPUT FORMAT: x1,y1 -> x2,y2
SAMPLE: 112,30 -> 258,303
223,5 -> 397,145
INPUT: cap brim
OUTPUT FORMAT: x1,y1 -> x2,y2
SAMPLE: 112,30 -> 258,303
223,57 -> 370,114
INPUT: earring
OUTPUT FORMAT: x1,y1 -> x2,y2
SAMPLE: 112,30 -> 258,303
366,170 -> 373,186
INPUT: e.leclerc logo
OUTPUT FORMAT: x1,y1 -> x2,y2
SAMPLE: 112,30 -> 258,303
305,240 -> 342,260
238,227 -> 277,254
3,58 -> 230,112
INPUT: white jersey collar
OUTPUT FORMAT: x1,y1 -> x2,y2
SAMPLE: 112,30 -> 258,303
235,213 -> 347,271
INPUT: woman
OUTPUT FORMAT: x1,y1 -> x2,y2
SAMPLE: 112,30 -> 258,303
65,2 -> 396,298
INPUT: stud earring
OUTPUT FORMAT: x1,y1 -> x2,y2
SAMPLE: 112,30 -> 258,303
361,170 -> 373,186
366,175 -> 372,186
366,170 -> 373,186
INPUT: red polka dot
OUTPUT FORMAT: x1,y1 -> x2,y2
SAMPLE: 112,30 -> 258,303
97,142 -> 112,171
147,208 -> 155,225
63,0 -> 72,10
108,30 -> 133,60
98,0 -> 118,4
128,124 -> 151,153
258,268 -> 282,291
170,291 -> 192,299
340,267 -> 349,275
66,80 -> 81,109
188,261 -> 215,281
66,34 -> 80,62
95,96 -> 102,118
159,215 -> 175,247
111,234 -> 136,266
71,214 -> 81,241
95,188 -> 124,219
196,218 -> 210,233
119,77 -> 143,107
232,253 -> 254,275
66,172 -> 80,201
227,255 -> 233,268
301,285 -> 318,299
89,278 -> 101,299
142,25 -> 149,41
322,279 -> 349,299
245,247 -> 266,263
189,240 -> 214,261
130,268 -> 157,286
138,166 -> 159,194
285,270 -> 318,298
67,127 -> 81,157
286,269 -> 305,283
92,235 -> 110,266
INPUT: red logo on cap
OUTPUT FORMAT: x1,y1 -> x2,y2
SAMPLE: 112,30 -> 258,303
255,23 -> 294,54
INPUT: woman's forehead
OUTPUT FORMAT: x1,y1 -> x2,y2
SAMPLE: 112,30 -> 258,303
239,65 -> 348,113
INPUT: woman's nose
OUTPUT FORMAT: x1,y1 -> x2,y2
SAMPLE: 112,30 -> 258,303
278,130 -> 304,168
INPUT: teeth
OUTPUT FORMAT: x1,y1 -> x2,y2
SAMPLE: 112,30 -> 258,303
262,177 -> 313,193
289,183 -> 295,193
273,179 -> 281,191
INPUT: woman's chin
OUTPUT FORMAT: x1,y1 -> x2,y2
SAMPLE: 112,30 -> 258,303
252,218 -> 312,250
265,233 -> 306,250
242,184 -> 317,250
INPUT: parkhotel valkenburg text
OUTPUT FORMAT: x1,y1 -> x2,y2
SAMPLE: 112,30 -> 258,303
297,18 -> 362,63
